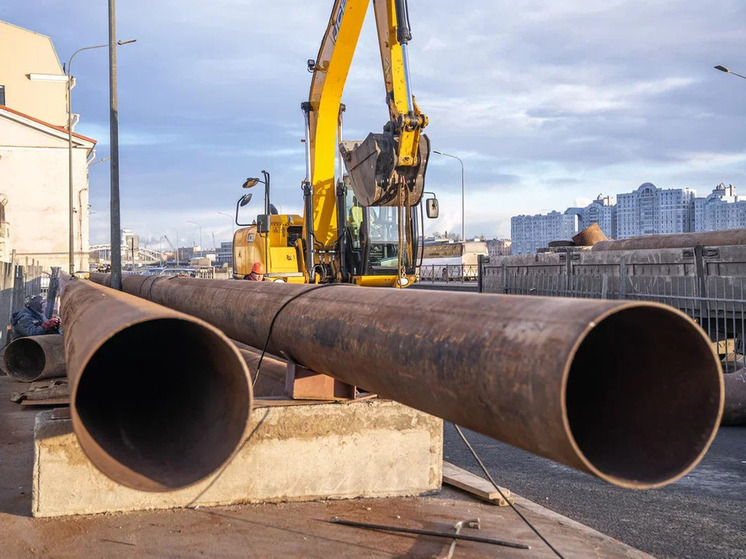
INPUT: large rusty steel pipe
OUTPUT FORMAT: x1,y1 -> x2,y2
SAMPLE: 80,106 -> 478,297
592,228 -> 746,251
89,273 -> 724,489
61,276 -> 252,492
3,334 -> 66,381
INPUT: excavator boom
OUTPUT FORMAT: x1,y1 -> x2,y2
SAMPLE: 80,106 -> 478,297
301,0 -> 429,285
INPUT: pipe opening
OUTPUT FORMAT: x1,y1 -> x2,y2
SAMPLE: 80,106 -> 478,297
5,338 -> 46,381
75,318 -> 251,491
566,306 -> 722,488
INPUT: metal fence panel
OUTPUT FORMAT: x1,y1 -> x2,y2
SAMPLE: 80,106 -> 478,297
481,247 -> 746,373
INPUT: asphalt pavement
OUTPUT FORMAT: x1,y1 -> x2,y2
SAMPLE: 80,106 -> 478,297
443,423 -> 746,559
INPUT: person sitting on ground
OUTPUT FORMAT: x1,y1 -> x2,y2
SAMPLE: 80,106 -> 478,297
10,295 -> 61,340
244,261 -> 265,281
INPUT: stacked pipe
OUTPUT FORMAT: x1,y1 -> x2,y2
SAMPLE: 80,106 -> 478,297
3,335 -> 66,382
232,339 -> 287,397
592,228 -> 746,251
90,273 -> 724,489
60,275 -> 252,492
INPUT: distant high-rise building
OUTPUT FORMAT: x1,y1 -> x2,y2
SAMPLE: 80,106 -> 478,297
216,241 -> 233,263
694,183 -> 746,232
511,211 -> 577,254
616,183 -> 695,238
566,194 -> 617,238
486,238 -> 512,257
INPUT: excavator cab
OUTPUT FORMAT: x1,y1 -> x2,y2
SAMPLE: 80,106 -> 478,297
341,180 -> 419,283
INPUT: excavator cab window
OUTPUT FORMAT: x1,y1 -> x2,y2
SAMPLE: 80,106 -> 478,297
343,183 -> 418,278
363,206 -> 413,275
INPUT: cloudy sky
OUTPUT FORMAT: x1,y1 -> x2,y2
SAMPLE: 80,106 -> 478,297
5,1 -> 746,247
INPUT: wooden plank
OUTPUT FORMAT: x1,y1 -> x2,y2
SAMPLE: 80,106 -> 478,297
21,398 -> 69,407
442,461 -> 513,507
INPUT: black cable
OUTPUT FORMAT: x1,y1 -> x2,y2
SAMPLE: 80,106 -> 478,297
452,423 -> 566,559
253,282 -> 346,388
187,282 -> 349,509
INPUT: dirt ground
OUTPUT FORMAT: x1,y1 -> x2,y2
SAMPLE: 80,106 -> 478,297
0,376 -> 650,558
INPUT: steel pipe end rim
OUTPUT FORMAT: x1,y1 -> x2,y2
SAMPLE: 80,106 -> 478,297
70,316 -> 253,492
4,337 -> 48,382
563,302 -> 724,489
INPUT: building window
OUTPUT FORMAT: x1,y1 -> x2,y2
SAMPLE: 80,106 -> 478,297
0,85 -> 5,105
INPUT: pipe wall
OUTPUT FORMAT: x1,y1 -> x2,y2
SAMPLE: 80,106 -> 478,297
90,273 -> 724,489
61,276 -> 252,492
231,340 -> 287,397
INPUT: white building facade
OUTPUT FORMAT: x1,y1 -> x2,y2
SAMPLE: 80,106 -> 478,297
694,183 -> 746,232
486,238 -> 512,257
0,20 -> 96,271
566,195 -> 618,238
511,211 -> 577,255
616,183 -> 695,239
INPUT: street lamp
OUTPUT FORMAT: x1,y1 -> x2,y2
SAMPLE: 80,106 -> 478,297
242,170 -> 271,218
432,150 -> 465,242
242,170 -> 271,268
66,39 -> 136,276
714,65 -> 746,80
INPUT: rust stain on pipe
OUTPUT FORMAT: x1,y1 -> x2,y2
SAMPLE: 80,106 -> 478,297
89,273 -> 724,489
592,228 -> 746,251
61,276 -> 252,492
3,335 -> 66,381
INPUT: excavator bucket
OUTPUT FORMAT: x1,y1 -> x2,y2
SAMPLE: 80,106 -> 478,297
340,133 -> 429,207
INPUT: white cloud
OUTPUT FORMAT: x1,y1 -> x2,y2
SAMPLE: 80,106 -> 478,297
4,0 -> 745,242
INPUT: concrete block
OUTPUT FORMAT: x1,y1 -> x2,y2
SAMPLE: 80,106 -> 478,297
33,398 -> 442,517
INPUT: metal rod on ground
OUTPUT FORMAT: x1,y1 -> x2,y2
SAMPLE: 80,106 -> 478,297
60,274 -> 252,491
88,273 -> 724,490
329,517 -> 529,550
444,519 -> 481,559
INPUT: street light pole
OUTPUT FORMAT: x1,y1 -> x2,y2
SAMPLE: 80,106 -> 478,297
67,38 -> 135,278
433,150 -> 465,241
715,65 -> 746,80
218,211 -> 235,234
67,43 -> 104,276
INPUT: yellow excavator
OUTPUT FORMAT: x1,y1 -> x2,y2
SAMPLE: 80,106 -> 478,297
232,0 -> 437,286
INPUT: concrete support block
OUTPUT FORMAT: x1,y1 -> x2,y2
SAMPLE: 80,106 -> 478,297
33,399 -> 442,517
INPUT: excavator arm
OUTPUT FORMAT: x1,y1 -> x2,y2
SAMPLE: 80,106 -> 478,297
301,0 -> 429,284
338,0 -> 430,208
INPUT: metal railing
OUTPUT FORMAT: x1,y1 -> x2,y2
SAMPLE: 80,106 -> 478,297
417,264 -> 480,283
482,262 -> 746,373
0,261 -> 46,347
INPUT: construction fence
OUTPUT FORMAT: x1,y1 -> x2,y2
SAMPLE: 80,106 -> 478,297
479,245 -> 746,374
0,260 -> 49,349
417,264 -> 480,282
